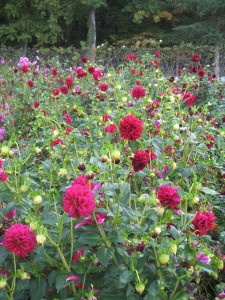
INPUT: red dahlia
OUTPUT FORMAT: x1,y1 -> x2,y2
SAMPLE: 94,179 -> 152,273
198,69 -> 205,77
130,149 -> 149,172
60,85 -> 69,94
157,185 -> 181,209
119,114 -> 143,141
191,54 -> 201,62
131,85 -> 146,99
99,83 -> 108,92
52,88 -> 60,96
191,211 -> 216,236
51,68 -> 58,76
27,80 -> 34,87
65,77 -> 74,88
182,92 -> 196,106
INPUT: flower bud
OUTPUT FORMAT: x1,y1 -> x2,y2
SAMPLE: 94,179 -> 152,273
135,282 -> 145,294
173,124 -> 179,131
170,244 -> 177,254
1,146 -> 9,155
159,254 -> 169,264
0,278 -> 7,289
59,168 -> 68,176
99,155 -> 109,163
18,271 -> 30,280
154,226 -> 161,235
36,234 -> 46,245
33,195 -> 42,205
20,185 -> 29,193
35,147 -> 42,154
193,196 -> 200,204
111,150 -> 120,160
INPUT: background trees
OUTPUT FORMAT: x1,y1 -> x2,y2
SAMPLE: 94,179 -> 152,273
0,0 -> 224,62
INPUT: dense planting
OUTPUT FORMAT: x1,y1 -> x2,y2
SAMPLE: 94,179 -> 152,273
0,51 -> 225,300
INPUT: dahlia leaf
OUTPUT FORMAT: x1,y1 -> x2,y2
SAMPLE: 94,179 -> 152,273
78,232 -> 101,245
201,187 -> 219,195
97,246 -> 115,266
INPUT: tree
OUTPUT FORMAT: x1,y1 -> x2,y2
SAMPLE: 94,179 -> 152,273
0,0 -> 64,53
165,0 -> 225,77
78,0 -> 106,62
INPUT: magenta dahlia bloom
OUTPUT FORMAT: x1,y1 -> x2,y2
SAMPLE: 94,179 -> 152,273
131,85 -> 146,99
62,184 -> 96,218
4,224 -> 36,257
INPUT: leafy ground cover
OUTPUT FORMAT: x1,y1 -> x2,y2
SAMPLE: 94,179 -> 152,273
0,51 -> 225,300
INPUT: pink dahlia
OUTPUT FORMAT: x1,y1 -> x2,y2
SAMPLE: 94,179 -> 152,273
131,85 -> 146,99
4,224 -> 36,257
62,184 -> 96,218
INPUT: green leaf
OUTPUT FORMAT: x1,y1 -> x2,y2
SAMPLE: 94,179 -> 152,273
119,270 -> 134,284
30,278 -> 47,300
0,247 -> 8,264
108,231 -> 124,243
170,226 -> 180,239
55,272 -> 69,293
48,270 -> 57,286
145,280 -> 160,300
97,246 -> 115,266
78,232 -> 102,245
120,182 -> 131,205
201,187 -> 219,195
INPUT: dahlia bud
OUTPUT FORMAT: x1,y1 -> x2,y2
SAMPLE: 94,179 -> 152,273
159,254 -> 170,265
218,260 -> 224,270
192,196 -> 200,204
196,183 -> 202,191
154,226 -> 161,235
156,207 -> 165,216
29,222 -> 38,231
99,155 -> 109,163
59,168 -> 68,176
1,146 -> 9,155
20,185 -> 29,193
85,171 -> 95,180
18,271 -> 30,280
170,244 -> 177,254
33,195 -> 42,205
0,277 -> 7,289
111,150 -> 120,160
173,124 -> 180,131
36,234 -> 46,245
135,282 -> 145,294
35,147 -> 42,154
172,162 -> 177,170
77,162 -> 86,171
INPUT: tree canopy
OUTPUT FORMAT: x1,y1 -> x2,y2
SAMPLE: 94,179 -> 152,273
0,0 -> 224,50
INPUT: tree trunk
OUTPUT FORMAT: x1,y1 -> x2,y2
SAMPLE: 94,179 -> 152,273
87,7 -> 96,63
214,47 -> 220,79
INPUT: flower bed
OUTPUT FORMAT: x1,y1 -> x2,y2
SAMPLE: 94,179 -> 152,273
0,51 -> 225,300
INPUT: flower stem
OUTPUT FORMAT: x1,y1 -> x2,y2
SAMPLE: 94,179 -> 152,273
9,254 -> 17,300
70,218 -> 74,264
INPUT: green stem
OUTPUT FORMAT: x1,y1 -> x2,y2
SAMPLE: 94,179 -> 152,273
47,234 -> 70,272
9,254 -> 17,300
169,278 -> 180,300
93,213 -> 111,248
70,218 -> 74,264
